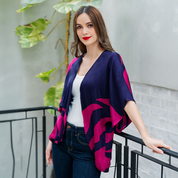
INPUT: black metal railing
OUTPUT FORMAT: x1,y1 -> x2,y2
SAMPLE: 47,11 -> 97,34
113,132 -> 178,178
0,106 -> 178,178
0,106 -> 58,178
0,117 -> 38,178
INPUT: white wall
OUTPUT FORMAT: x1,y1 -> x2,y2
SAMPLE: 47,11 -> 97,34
100,0 -> 178,91
0,0 -> 68,177
0,0 -> 68,110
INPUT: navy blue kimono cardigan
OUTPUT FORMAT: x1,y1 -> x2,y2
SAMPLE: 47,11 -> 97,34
49,50 -> 135,172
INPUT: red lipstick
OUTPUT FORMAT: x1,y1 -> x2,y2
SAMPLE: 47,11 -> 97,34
83,36 -> 91,40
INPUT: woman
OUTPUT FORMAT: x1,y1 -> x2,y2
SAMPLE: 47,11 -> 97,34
46,6 -> 171,178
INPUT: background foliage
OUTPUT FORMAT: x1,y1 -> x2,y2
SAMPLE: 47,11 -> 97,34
15,0 -> 103,114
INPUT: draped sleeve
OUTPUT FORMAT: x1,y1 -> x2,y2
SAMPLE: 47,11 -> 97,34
58,57 -> 78,113
109,52 -> 135,133
49,57 -> 78,143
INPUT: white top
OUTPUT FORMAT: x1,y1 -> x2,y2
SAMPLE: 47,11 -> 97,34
67,74 -> 85,127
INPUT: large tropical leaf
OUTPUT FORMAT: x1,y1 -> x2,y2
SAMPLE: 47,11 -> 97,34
35,67 -> 56,83
23,0 -> 47,4
44,82 -> 64,114
19,33 -> 46,48
73,0 -> 103,11
53,0 -> 82,14
15,18 -> 51,38
16,3 -> 35,13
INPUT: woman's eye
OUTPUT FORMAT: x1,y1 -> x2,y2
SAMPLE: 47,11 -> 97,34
76,26 -> 81,29
88,24 -> 93,28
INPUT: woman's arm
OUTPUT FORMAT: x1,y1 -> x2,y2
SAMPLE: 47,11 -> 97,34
46,140 -> 53,165
124,100 -> 171,154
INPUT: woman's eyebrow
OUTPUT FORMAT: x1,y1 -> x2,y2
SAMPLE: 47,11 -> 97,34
76,22 -> 92,26
86,22 -> 92,25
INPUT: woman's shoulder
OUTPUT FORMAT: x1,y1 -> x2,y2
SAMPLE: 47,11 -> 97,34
105,51 -> 123,65
70,57 -> 79,65
66,57 -> 79,74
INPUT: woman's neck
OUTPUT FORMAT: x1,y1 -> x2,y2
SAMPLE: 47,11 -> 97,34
84,43 -> 104,61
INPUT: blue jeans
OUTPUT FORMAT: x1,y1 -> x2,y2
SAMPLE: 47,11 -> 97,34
52,122 -> 101,178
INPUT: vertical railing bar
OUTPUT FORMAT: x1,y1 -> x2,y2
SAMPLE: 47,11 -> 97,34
35,117 -> 38,178
169,155 -> 171,165
136,154 -> 139,178
113,144 -> 117,178
10,121 -> 15,178
54,109 -> 57,127
125,138 -> 128,146
43,109 -> 45,117
141,145 -> 143,154
26,118 -> 34,178
161,165 -> 163,178
25,111 -> 27,119
131,151 -> 136,178
116,143 -> 122,178
124,145 -> 129,178
42,110 -> 46,178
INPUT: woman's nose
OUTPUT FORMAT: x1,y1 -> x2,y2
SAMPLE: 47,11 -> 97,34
82,27 -> 88,35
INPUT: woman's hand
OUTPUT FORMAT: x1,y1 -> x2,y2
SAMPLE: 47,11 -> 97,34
46,140 -> 53,165
142,136 -> 171,154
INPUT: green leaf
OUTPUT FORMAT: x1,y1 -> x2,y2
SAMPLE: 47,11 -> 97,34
16,3 -> 35,13
36,67 -> 56,83
15,18 -> 51,38
73,0 -> 103,11
23,0 -> 46,4
15,18 -> 51,48
44,82 -> 64,114
19,33 -> 46,48
53,0 -> 82,14
15,30 -> 22,36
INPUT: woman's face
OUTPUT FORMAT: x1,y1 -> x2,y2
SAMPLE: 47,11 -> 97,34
76,13 -> 98,47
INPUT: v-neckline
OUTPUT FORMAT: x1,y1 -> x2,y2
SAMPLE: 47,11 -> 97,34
77,50 -> 106,77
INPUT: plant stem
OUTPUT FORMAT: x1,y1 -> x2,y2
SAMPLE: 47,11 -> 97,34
55,38 -> 65,50
51,61 -> 66,79
58,72 -> 66,83
50,10 -> 57,23
46,18 -> 67,39
65,11 -> 71,73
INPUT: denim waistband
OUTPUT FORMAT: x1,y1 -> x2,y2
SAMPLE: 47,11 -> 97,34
66,122 -> 85,134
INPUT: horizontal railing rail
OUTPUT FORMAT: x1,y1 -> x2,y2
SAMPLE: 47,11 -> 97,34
116,132 -> 178,158
0,106 -> 59,114
1,106 -> 178,178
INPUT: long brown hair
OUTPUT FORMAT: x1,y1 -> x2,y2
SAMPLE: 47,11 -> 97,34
70,6 -> 115,57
